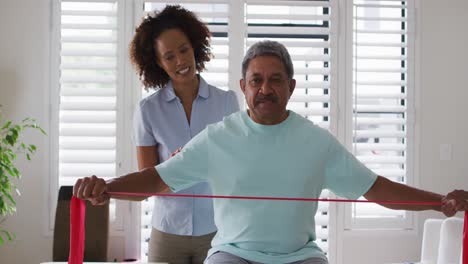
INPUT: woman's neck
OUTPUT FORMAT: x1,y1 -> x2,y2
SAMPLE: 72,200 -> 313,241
172,75 -> 199,105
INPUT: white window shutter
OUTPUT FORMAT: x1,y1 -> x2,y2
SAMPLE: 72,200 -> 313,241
56,0 -> 120,224
350,0 -> 412,226
137,1 -> 230,261
244,0 -> 334,256
58,0 -> 118,185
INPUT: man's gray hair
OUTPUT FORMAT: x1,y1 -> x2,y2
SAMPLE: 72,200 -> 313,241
241,40 -> 294,80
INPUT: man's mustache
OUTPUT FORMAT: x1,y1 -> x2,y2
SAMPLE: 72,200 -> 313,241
255,94 -> 278,105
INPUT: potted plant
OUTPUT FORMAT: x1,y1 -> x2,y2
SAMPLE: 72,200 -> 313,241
0,107 -> 46,244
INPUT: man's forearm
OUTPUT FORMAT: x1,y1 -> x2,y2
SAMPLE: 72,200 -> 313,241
365,176 -> 442,211
106,167 -> 169,201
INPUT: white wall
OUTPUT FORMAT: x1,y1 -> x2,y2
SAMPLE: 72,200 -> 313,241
0,0 -> 467,263
0,1 -> 53,263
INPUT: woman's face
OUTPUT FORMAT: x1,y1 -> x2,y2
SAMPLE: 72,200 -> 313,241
154,28 -> 197,84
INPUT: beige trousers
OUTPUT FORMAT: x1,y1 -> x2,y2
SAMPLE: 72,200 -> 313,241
148,228 -> 215,264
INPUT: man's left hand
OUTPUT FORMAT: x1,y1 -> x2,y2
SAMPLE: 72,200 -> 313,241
441,189 -> 468,217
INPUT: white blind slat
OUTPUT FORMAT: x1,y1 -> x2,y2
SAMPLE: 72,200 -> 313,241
355,93 -> 406,99
62,10 -> 116,16
60,101 -> 116,111
357,155 -> 405,164
289,108 -> 330,117
60,111 -> 116,123
354,41 -> 406,48
61,88 -> 116,96
290,95 -> 330,103
246,39 -> 330,48
247,14 -> 330,21
60,136 -> 116,150
59,163 -> 115,178
60,124 -> 116,137
355,16 -> 406,22
60,150 -> 115,163
61,49 -> 116,57
61,23 -> 117,30
247,1 -> 330,7
61,62 -> 116,70
355,143 -> 406,151
354,3 -> 407,9
356,80 -> 406,86
295,81 -> 330,89
354,105 -> 406,113
355,117 -> 405,125
62,36 -> 116,43
354,130 -> 406,138
61,75 -> 117,83
355,29 -> 406,34
247,26 -> 330,36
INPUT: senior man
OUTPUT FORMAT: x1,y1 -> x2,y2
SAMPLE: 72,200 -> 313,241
74,40 -> 468,264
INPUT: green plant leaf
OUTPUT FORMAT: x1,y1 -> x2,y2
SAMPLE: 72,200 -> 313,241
5,150 -> 16,161
1,190 -> 16,206
12,168 -> 20,178
5,230 -> 14,241
4,166 -> 18,178
28,144 -> 37,153
5,135 -> 14,146
0,180 -> 12,193
0,230 -> 14,245
1,121 -> 11,130
8,166 -> 19,178
0,198 -> 5,215
0,109 -> 45,242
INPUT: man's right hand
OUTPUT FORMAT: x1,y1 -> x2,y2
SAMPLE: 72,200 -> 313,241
73,175 -> 110,205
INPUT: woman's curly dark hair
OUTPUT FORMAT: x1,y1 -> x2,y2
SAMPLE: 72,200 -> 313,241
129,5 -> 212,89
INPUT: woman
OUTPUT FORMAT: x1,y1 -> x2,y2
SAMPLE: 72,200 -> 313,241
129,5 -> 239,264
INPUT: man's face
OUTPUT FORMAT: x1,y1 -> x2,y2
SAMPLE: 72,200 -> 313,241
240,55 -> 296,125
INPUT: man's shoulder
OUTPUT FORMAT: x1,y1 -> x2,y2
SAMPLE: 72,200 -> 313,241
205,111 -> 243,134
288,111 -> 334,140
289,111 -> 325,130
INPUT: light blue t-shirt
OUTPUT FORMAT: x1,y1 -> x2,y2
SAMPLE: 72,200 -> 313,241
156,110 -> 377,263
133,76 -> 239,236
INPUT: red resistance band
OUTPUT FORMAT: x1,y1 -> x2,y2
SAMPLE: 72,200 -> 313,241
464,212 -> 468,264
69,196 -> 85,264
69,193 -> 468,264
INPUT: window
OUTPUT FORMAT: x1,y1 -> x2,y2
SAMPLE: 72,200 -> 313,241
50,0 -> 416,261
347,0 -> 414,229
50,0 -> 125,230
